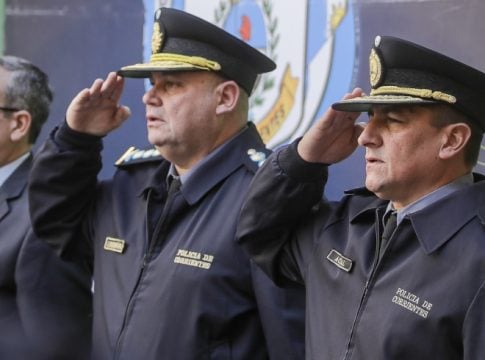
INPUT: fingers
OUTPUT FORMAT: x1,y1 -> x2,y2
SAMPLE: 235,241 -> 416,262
323,87 -> 363,126
93,72 -> 120,101
89,78 -> 104,99
344,87 -> 363,100
66,72 -> 130,136
297,88 -> 365,163
100,72 -> 124,101
110,76 -> 125,102
72,88 -> 92,105
85,72 -> 123,102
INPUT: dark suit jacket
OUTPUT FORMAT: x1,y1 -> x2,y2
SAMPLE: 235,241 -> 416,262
0,154 -> 92,359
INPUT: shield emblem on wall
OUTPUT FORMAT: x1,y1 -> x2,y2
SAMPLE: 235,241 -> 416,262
144,0 -> 356,149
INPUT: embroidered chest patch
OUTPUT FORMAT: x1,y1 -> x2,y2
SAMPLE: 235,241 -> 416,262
391,287 -> 433,319
173,249 -> 214,270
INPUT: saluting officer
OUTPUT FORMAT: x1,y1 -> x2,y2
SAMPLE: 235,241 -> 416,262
237,36 -> 485,359
29,7 -> 305,360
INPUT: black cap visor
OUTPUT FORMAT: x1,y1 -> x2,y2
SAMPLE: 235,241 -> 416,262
332,94 -> 438,112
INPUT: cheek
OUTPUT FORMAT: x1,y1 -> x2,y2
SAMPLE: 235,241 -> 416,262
386,143 -> 429,181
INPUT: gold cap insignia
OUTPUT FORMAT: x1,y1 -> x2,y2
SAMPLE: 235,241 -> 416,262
369,48 -> 383,88
151,22 -> 164,54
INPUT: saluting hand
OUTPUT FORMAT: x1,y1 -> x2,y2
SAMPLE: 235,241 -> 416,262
297,88 -> 364,164
66,72 -> 131,136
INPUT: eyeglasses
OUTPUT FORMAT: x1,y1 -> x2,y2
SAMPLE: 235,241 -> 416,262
0,106 -> 20,112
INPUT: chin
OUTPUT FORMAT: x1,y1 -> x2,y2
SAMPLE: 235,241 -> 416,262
365,181 -> 383,196
147,134 -> 165,146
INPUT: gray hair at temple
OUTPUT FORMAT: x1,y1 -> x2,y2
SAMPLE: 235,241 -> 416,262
0,55 -> 53,144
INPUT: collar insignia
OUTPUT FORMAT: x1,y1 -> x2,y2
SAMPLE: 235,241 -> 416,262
115,146 -> 163,167
247,149 -> 267,167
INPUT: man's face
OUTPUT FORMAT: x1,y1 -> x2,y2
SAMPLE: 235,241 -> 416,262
142,71 -> 225,170
0,68 -> 15,166
358,104 -> 446,208
0,111 -> 13,166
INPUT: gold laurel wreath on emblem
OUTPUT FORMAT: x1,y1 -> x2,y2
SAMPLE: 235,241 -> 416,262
330,3 -> 347,31
369,48 -> 383,88
151,22 -> 164,54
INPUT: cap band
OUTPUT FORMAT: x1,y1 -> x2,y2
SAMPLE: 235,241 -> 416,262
370,85 -> 457,104
150,53 -> 221,71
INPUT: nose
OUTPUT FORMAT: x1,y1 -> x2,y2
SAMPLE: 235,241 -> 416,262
142,86 -> 161,106
357,119 -> 381,148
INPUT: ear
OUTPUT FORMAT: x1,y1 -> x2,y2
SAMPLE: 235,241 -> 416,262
438,123 -> 471,160
215,80 -> 239,116
9,110 -> 32,142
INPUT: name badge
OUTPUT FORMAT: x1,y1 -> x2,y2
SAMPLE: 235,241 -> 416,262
104,237 -> 126,254
326,249 -> 353,272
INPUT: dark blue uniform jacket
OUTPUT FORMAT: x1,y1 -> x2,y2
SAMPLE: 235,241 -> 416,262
0,154 -> 92,359
237,142 -> 485,360
29,122 -> 305,360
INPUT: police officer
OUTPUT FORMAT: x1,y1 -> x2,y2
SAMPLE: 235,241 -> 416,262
237,36 -> 485,359
29,7 -> 305,359
0,55 -> 92,358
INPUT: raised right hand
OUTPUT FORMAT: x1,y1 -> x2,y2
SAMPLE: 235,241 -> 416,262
66,72 -> 131,136
297,88 -> 364,164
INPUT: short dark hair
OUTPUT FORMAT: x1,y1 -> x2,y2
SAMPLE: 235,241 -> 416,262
430,104 -> 482,168
0,56 -> 53,144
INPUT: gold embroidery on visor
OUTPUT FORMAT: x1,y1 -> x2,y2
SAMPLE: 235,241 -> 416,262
370,86 -> 457,104
149,53 -> 221,71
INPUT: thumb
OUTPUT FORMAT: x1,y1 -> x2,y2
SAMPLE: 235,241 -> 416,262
116,105 -> 131,123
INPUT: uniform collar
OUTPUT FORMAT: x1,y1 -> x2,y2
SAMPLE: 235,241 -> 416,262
181,122 -> 268,205
0,152 -> 30,188
347,174 -> 485,255
386,173 -> 473,225
0,153 -> 32,203
144,122 -> 268,204
408,175 -> 485,254
165,125 -> 249,186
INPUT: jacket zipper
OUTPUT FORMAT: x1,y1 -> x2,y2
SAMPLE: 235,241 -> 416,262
113,188 -> 175,358
343,209 -> 384,360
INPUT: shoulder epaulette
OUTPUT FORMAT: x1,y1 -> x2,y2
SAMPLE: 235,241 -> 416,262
115,146 -> 163,167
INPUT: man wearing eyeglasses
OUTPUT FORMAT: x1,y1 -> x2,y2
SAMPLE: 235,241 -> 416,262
0,55 -> 92,358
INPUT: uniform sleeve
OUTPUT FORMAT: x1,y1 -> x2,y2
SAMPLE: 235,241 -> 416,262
463,281 -> 485,359
250,261 -> 306,360
236,140 -> 328,286
29,121 -> 103,261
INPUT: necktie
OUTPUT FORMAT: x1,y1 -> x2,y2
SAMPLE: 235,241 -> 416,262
147,176 -> 182,259
380,211 -> 397,254
166,176 -> 181,200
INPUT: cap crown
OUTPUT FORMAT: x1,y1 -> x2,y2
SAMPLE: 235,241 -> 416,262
119,7 -> 276,95
333,35 -> 485,132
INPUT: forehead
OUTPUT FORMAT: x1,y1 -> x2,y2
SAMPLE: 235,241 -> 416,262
369,104 -> 437,116
150,70 -> 217,82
